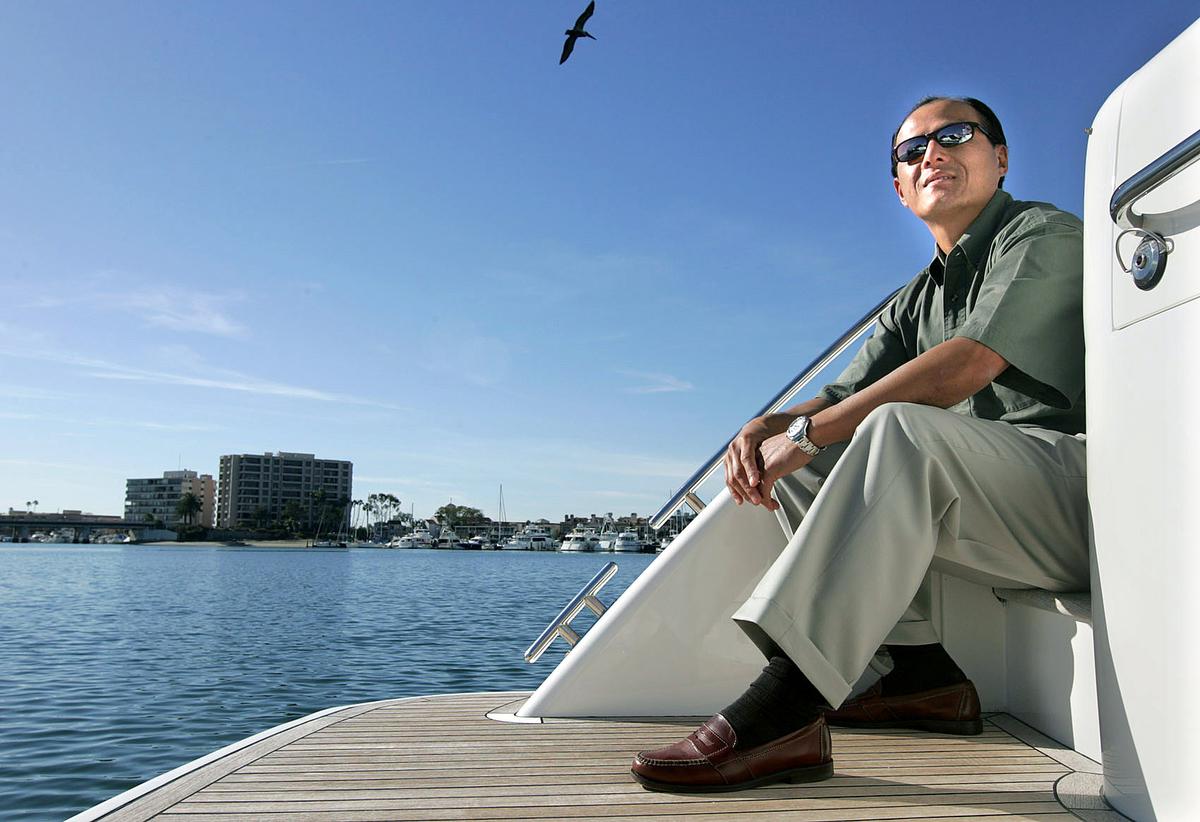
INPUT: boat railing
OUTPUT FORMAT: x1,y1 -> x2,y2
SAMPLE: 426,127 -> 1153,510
649,287 -> 902,530
525,562 -> 619,663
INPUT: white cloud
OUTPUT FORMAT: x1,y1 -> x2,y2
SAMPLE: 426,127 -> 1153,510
618,370 -> 695,394
119,289 -> 247,338
130,420 -> 224,432
0,457 -> 97,471
0,347 -> 406,410
17,295 -> 67,309
0,409 -> 221,432
0,386 -> 71,401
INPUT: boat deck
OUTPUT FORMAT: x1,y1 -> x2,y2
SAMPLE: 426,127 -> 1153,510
77,691 -> 1124,821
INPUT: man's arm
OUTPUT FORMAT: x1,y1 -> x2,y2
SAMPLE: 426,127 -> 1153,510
806,336 -> 1007,448
732,337 -> 1007,508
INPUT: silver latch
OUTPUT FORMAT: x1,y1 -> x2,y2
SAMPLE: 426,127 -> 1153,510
1116,228 -> 1173,291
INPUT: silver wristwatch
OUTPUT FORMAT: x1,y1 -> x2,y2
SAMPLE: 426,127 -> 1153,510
785,415 -> 825,456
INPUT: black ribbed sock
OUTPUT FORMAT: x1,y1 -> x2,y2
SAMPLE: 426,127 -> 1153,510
718,656 -> 824,750
881,643 -> 966,696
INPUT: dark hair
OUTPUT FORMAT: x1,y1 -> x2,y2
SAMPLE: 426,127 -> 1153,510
891,96 -> 1007,188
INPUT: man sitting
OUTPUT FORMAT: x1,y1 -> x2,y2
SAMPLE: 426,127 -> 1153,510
631,96 -> 1088,792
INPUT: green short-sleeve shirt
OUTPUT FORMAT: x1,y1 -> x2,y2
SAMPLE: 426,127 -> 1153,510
819,190 -> 1086,435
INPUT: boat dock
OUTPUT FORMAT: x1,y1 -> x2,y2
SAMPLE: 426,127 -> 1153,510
73,691 -> 1121,821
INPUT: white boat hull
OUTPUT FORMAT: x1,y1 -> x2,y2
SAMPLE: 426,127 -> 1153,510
1084,20 -> 1200,820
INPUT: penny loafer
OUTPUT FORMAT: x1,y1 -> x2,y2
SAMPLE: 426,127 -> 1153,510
631,713 -> 833,793
824,679 -> 982,735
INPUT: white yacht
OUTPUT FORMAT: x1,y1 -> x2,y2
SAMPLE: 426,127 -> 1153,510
611,530 -> 643,553
596,525 -> 617,551
392,527 -> 434,549
502,525 -> 556,551
433,527 -> 460,549
559,529 -> 601,552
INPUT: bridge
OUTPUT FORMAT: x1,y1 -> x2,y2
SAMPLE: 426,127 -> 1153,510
0,511 -> 173,543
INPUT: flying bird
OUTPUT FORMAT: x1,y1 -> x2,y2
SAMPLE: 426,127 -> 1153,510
560,1 -> 596,65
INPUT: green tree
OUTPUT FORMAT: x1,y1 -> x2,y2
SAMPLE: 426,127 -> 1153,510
435,503 -> 485,528
281,501 -> 304,536
175,492 -> 203,526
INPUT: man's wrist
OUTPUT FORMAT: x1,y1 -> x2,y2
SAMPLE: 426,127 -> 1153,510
785,415 -> 825,456
806,414 -> 830,449
760,412 -> 798,437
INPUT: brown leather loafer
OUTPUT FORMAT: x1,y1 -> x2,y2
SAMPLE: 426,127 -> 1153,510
630,713 -> 833,793
824,679 -> 982,735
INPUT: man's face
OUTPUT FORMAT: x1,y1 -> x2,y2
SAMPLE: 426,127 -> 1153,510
892,100 -> 1009,225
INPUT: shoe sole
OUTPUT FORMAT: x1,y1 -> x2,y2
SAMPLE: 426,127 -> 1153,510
631,760 -> 834,793
826,717 -> 983,735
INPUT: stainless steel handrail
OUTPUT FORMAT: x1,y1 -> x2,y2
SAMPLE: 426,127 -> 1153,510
649,287 -> 902,530
1110,128 -> 1200,228
524,562 -> 618,663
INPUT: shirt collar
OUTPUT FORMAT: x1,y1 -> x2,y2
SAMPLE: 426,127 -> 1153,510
926,189 -> 1013,281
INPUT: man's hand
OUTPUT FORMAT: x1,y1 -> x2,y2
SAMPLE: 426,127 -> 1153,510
724,417 -> 775,506
724,401 -> 830,508
755,434 -> 815,512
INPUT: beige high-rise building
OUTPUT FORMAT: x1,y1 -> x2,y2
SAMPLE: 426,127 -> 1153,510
217,452 -> 353,530
124,470 -> 216,528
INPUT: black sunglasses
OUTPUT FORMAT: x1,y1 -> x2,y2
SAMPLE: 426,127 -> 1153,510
893,121 -> 997,165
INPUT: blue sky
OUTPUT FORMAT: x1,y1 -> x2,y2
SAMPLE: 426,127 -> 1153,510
2,2 -> 1196,523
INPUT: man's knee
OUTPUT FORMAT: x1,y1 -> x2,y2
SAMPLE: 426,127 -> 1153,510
856,402 -> 934,441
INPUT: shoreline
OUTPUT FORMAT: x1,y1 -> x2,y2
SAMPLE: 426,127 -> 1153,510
138,539 -> 327,548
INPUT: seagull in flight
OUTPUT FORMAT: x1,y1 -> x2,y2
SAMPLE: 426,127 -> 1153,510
560,1 -> 596,65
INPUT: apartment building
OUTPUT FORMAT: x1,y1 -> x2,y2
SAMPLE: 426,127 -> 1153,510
217,452 -> 353,529
124,470 -> 216,527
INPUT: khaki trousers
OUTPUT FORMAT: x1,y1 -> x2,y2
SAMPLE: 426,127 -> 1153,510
731,402 -> 1089,708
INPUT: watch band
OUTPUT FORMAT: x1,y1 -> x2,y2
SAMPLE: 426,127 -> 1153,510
785,415 -> 825,456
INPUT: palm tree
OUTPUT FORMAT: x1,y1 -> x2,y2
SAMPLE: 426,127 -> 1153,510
310,488 -> 329,538
281,501 -> 304,536
175,493 -> 203,526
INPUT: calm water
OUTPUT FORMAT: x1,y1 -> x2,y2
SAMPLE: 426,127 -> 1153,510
0,544 -> 656,820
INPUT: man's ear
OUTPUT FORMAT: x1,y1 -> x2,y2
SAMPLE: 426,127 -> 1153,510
893,176 -> 908,207
996,144 -> 1009,178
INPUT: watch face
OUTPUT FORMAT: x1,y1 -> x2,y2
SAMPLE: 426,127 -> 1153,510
787,416 -> 807,441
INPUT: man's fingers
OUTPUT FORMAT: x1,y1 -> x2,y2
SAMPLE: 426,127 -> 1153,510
758,473 -> 780,511
724,451 -> 745,504
726,441 -> 763,506
738,443 -> 760,488
726,433 -> 779,508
